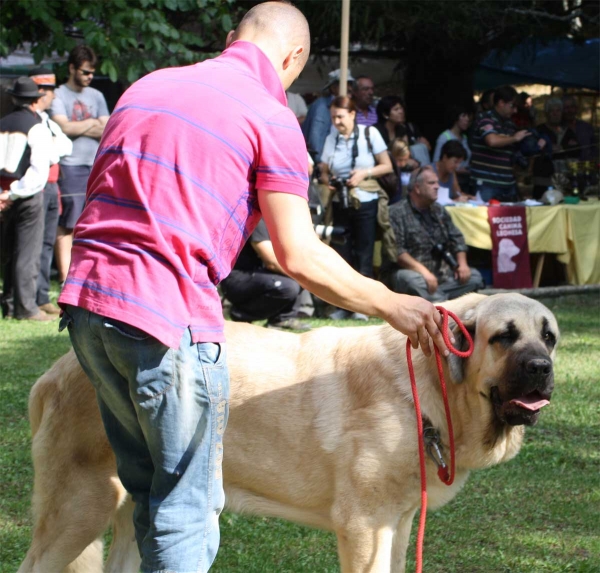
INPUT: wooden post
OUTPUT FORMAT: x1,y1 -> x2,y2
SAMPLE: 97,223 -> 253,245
339,0 -> 350,96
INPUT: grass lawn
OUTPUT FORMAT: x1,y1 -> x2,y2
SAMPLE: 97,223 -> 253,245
1,290 -> 598,572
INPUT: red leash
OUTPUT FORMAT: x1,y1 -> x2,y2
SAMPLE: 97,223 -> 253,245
406,306 -> 474,573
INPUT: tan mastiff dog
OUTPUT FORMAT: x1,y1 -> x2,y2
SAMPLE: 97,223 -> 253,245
19,293 -> 559,573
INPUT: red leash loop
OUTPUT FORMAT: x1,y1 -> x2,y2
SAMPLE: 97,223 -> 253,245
406,306 -> 473,573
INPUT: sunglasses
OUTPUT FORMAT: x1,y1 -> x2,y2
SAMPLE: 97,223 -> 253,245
78,69 -> 95,76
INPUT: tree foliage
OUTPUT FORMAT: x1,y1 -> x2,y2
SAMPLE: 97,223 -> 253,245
1,0 -> 597,103
294,0 -> 598,58
1,0 -> 237,83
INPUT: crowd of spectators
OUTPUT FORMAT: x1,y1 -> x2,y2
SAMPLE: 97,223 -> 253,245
1,54 -> 596,326
286,72 -> 597,321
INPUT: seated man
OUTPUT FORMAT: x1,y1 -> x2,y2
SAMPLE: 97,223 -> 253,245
220,219 -> 310,330
379,166 -> 483,302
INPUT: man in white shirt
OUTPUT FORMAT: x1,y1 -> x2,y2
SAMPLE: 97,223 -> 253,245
0,77 -> 54,320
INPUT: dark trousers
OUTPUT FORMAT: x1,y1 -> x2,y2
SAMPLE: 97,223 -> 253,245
1,192 -> 44,318
221,269 -> 300,323
36,182 -> 60,306
332,199 -> 378,278
381,268 -> 483,303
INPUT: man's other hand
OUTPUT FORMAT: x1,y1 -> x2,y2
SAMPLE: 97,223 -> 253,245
422,269 -> 439,294
455,263 -> 471,284
513,130 -> 531,143
0,190 -> 12,212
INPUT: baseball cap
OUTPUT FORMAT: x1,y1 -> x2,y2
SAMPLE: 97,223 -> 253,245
29,67 -> 56,88
323,68 -> 355,90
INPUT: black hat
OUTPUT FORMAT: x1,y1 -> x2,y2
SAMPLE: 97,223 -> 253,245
29,68 -> 56,88
7,76 -> 43,99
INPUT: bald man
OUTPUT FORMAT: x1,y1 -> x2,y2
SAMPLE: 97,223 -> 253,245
58,3 -> 448,571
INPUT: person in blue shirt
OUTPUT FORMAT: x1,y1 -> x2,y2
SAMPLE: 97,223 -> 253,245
302,68 -> 354,164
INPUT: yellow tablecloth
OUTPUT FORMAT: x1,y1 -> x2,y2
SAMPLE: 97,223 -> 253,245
446,200 -> 600,285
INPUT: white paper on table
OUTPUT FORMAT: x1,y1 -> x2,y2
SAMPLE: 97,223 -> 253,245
474,191 -> 486,205
436,185 -> 454,206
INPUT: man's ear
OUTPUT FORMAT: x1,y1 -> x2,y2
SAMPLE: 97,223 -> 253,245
282,45 -> 304,70
225,30 -> 236,49
446,308 -> 477,384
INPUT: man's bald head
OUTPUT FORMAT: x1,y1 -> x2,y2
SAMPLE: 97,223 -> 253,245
228,1 -> 310,90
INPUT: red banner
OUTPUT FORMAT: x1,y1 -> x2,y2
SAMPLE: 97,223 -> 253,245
488,206 -> 532,289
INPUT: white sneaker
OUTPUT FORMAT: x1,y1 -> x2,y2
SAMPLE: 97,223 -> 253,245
350,312 -> 369,321
328,309 -> 351,320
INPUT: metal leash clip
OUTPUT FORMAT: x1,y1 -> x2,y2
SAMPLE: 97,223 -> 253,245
423,426 -> 447,471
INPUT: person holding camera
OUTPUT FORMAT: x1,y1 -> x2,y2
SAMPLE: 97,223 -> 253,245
379,166 -> 483,302
318,96 -> 393,319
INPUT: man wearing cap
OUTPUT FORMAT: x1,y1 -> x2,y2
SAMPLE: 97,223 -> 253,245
302,68 -> 355,163
0,77 -> 54,321
29,68 -> 73,315
49,45 -> 109,285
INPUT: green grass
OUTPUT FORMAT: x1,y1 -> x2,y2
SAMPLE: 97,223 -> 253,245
1,290 -> 599,572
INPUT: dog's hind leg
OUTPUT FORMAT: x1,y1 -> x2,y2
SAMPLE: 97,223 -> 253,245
105,495 -> 141,573
18,467 -> 124,573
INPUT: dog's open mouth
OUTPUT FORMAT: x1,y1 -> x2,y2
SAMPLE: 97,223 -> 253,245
509,391 -> 550,412
492,388 -> 551,425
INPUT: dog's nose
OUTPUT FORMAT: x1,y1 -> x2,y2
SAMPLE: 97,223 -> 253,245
526,358 -> 552,376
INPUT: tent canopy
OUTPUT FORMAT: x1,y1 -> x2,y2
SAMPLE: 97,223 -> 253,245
475,38 -> 599,91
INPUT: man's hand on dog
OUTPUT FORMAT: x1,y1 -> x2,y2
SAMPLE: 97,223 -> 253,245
384,294 -> 451,357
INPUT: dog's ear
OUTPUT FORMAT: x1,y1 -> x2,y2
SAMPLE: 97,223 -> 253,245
446,307 -> 477,384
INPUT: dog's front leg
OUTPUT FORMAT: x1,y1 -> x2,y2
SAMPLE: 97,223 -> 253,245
335,517 -> 395,573
390,510 -> 417,573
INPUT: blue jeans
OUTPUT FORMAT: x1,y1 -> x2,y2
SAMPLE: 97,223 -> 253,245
60,305 -> 229,573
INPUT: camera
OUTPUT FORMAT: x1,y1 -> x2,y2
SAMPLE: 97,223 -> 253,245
329,177 -> 350,209
313,223 -> 346,240
432,243 -> 458,270
513,128 -> 553,168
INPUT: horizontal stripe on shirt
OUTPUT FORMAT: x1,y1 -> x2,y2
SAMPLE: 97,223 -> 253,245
59,41 -> 309,348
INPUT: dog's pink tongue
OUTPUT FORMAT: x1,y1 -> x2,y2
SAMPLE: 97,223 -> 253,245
510,396 -> 550,411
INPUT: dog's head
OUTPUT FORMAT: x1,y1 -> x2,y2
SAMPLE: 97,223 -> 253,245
447,293 -> 559,427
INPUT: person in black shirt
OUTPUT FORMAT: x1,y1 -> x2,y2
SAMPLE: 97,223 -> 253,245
220,219 -> 311,331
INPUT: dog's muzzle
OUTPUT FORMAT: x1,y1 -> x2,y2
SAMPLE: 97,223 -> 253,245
491,356 -> 554,426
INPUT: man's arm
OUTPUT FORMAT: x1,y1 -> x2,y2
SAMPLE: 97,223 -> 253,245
252,240 -> 286,274
258,190 -> 450,355
6,123 -> 52,201
483,130 -> 530,148
52,114 -> 104,139
82,115 -> 108,139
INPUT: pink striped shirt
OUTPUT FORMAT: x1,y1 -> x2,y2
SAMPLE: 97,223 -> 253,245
59,41 -> 309,348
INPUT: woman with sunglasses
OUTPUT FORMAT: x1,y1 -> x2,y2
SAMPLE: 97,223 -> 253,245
319,96 -> 393,319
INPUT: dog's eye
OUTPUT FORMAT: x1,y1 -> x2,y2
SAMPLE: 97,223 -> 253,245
489,330 -> 519,346
543,331 -> 556,346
